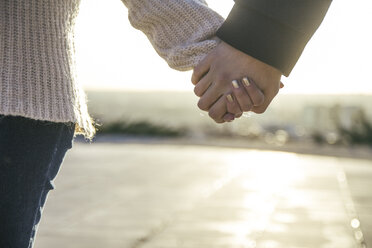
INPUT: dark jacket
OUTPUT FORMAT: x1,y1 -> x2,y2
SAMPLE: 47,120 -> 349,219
217,0 -> 332,76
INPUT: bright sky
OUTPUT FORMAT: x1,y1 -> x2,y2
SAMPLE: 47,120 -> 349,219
75,0 -> 372,94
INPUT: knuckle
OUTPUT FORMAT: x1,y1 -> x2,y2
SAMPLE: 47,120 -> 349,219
253,94 -> 265,106
231,109 -> 242,116
208,109 -> 218,119
232,108 -> 242,115
197,99 -> 209,111
217,72 -> 230,83
254,106 -> 268,114
194,86 -> 202,97
257,94 -> 265,105
230,102 -> 241,111
210,115 -> 224,123
241,103 -> 252,112
209,110 -> 224,124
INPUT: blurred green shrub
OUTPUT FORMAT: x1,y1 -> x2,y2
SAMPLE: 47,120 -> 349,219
96,120 -> 185,137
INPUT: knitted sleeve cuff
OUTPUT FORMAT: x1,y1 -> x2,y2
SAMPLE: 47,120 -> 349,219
122,0 -> 224,71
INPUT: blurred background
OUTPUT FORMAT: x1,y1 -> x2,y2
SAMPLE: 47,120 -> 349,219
36,0 -> 372,247
74,0 -> 372,151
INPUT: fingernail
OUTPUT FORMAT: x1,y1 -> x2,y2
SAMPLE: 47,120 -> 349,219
226,94 -> 234,103
232,80 -> 239,89
242,77 -> 250,87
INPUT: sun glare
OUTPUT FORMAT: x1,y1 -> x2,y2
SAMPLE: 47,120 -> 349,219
75,0 -> 372,94
201,151 -> 309,247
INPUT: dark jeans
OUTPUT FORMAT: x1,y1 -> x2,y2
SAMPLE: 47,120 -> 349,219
0,115 -> 75,248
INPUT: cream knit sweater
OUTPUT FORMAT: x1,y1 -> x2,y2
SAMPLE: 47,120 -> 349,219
0,0 -> 224,138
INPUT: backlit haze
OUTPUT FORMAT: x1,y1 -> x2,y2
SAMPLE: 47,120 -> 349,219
75,0 -> 372,94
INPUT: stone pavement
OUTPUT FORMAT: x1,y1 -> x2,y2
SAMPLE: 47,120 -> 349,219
35,143 -> 372,248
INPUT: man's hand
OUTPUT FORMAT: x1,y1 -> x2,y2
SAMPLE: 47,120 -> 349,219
191,41 -> 282,123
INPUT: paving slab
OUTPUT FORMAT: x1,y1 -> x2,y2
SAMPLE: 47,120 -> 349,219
35,143 -> 372,248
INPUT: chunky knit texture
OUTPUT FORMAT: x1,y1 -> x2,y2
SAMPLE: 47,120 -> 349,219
0,0 -> 224,138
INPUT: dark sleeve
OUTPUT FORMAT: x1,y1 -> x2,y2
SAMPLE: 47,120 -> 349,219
216,0 -> 332,76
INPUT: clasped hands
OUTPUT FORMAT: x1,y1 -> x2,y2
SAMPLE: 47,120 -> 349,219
192,41 -> 283,123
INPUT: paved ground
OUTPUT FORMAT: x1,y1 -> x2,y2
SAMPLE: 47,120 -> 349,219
35,143 -> 372,248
